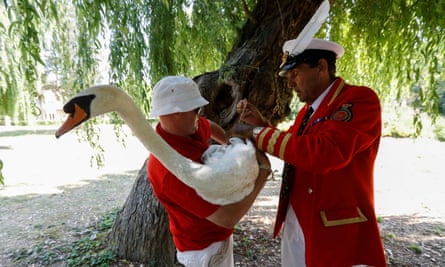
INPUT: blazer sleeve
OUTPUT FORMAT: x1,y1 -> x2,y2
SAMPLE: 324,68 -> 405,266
256,86 -> 381,174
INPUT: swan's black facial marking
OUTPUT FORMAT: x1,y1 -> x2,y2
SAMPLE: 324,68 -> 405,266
55,94 -> 96,138
63,94 -> 96,118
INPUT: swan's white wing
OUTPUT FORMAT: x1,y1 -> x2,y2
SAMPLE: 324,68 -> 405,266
180,140 -> 259,205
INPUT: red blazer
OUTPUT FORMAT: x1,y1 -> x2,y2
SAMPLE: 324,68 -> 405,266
256,78 -> 387,266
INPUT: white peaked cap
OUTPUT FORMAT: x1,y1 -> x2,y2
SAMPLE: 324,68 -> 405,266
278,0 -> 344,76
282,38 -> 345,59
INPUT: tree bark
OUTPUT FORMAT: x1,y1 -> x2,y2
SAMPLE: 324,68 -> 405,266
107,160 -> 177,266
107,0 -> 325,264
196,0 -> 326,129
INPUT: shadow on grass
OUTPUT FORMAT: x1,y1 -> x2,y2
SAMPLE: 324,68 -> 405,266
3,169 -> 445,267
233,213 -> 445,267
0,169 -> 139,266
379,215 -> 445,266
0,128 -> 57,137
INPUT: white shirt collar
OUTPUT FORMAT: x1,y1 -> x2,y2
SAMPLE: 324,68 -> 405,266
309,80 -> 336,115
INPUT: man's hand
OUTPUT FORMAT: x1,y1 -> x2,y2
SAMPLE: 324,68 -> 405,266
227,123 -> 255,141
255,149 -> 272,184
237,99 -> 270,126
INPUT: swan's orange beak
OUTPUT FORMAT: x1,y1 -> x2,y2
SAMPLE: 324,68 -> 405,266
55,103 -> 88,138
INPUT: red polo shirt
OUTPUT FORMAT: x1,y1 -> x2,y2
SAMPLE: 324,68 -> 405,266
147,117 -> 233,251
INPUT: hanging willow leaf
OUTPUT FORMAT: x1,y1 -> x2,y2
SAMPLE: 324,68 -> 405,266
0,0 -> 444,134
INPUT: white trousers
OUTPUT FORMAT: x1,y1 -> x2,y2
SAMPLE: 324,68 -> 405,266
281,205 -> 373,267
176,235 -> 234,267
281,205 -> 306,267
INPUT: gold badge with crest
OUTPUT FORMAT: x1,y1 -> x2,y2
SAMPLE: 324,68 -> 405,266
331,103 -> 353,121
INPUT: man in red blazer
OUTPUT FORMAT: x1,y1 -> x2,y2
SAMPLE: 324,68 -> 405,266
232,38 -> 387,266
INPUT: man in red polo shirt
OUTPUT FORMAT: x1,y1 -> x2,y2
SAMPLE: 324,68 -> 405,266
147,75 -> 271,266
232,39 -> 387,266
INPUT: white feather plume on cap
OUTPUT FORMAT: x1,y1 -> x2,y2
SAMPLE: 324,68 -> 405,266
279,0 -> 344,76
282,0 -> 331,57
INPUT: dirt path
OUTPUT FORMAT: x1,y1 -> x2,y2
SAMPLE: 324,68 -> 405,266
0,125 -> 147,266
1,126 -> 444,266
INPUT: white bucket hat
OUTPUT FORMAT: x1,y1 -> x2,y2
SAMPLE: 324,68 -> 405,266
149,76 -> 209,117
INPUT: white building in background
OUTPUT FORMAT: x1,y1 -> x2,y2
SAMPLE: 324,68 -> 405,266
37,86 -> 65,122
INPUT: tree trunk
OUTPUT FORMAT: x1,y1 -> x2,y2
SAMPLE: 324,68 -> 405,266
196,0 -> 326,129
107,160 -> 177,266
107,0 -> 325,264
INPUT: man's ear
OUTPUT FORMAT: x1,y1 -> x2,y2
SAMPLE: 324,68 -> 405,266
317,58 -> 329,73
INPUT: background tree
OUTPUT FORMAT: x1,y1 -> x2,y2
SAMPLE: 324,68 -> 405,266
1,0 -> 444,264
1,0 -> 444,128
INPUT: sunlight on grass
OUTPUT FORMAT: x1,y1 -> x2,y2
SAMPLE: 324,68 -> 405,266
0,125 -> 147,198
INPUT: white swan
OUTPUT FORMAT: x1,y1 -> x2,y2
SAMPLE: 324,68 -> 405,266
55,85 -> 259,205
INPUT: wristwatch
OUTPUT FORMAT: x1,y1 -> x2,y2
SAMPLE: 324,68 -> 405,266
252,127 -> 264,140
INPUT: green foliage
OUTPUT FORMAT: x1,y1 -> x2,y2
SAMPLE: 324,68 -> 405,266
0,0 -> 444,138
73,0 -> 102,91
98,208 -> 119,231
0,159 -> 4,186
13,235 -> 116,266
326,0 -> 445,134
381,102 -> 445,139
12,209 -> 119,266
187,1 -> 249,74
433,226 -> 444,236
77,120 -> 106,168
407,243 -> 423,254
433,122 -> 445,141
381,232 -> 396,241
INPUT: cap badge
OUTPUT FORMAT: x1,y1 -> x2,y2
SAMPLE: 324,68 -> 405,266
280,51 -> 289,68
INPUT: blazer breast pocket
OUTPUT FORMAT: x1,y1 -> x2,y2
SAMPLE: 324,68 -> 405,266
320,207 -> 368,227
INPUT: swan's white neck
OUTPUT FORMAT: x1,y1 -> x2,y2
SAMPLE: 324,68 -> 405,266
82,85 -> 259,205
101,86 -> 201,184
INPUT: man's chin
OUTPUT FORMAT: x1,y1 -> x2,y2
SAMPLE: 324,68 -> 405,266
295,93 -> 304,102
